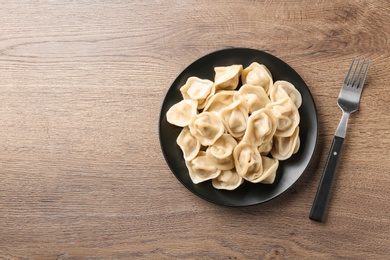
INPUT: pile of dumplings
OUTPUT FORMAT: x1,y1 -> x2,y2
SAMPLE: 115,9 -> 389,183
166,62 -> 302,190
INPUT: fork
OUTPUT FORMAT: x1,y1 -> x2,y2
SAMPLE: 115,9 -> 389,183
309,57 -> 371,222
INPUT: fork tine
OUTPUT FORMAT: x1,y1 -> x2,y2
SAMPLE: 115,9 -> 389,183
348,57 -> 361,86
352,58 -> 366,88
343,56 -> 356,86
357,59 -> 371,90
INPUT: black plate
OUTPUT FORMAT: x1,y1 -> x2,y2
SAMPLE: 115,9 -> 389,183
159,48 -> 318,206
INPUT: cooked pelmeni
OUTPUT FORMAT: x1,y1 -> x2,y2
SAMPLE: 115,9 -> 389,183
177,127 -> 201,161
212,169 -> 243,190
166,99 -> 198,127
266,97 -> 300,137
241,62 -> 273,94
242,108 -> 277,146
258,139 -> 273,155
206,134 -> 237,170
271,126 -> 300,160
186,151 -> 221,184
236,84 -> 271,113
180,77 -> 215,109
233,141 -> 263,182
189,111 -> 224,146
220,98 -> 249,138
259,156 -> 279,184
214,64 -> 243,90
270,80 -> 302,108
203,90 -> 236,112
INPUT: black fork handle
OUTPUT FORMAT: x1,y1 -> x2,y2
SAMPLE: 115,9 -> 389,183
310,136 -> 344,222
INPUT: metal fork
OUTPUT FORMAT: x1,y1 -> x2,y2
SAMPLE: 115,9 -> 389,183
310,57 -> 371,222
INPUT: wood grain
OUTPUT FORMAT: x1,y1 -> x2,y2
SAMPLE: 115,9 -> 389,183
0,0 -> 389,259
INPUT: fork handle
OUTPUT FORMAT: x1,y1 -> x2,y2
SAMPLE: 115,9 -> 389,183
310,136 -> 344,222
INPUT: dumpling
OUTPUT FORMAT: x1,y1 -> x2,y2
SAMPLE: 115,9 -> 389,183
241,62 -> 273,94
212,169 -> 243,190
236,84 -> 270,114
242,108 -> 277,147
220,98 -> 249,138
269,80 -> 302,108
214,65 -> 243,90
189,111 -> 224,146
266,97 -> 300,137
259,156 -> 279,184
177,127 -> 201,161
180,77 -> 215,109
233,141 -> 263,182
186,151 -> 221,184
206,134 -> 237,170
271,126 -> 300,160
166,99 -> 198,127
203,90 -> 236,112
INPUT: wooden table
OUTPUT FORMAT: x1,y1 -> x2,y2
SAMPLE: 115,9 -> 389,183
1,1 -> 389,259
